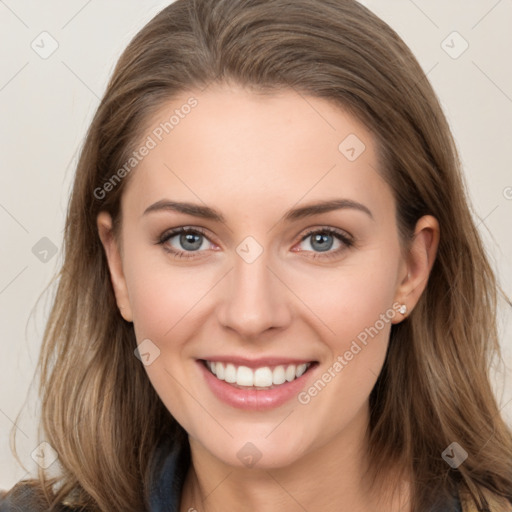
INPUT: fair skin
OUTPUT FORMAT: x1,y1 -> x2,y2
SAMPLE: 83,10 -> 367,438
97,84 -> 439,512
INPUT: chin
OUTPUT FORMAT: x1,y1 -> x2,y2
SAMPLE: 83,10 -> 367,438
198,432 -> 312,470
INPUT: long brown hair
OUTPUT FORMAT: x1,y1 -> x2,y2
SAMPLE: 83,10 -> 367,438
13,0 -> 512,510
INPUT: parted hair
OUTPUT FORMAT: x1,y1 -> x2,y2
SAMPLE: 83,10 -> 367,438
12,0 -> 512,510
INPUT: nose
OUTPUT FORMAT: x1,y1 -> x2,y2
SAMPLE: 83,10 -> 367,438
216,251 -> 292,339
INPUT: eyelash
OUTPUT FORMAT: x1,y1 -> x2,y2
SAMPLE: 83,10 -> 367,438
156,226 -> 354,260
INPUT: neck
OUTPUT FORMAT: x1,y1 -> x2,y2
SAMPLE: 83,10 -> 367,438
179,403 -> 410,512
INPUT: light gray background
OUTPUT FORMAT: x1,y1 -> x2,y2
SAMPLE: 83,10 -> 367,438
1,0 -> 511,488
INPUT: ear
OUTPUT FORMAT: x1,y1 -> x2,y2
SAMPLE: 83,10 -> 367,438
97,211 -> 133,322
392,215 -> 440,323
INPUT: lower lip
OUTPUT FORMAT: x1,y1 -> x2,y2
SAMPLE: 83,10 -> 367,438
197,360 -> 317,411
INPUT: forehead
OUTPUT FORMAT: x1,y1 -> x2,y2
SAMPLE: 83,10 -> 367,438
121,84 -> 393,222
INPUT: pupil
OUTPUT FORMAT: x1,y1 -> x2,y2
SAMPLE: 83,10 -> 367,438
181,233 -> 202,251
312,233 -> 333,252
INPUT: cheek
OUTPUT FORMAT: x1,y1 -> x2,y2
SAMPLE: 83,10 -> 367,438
291,260 -> 399,437
124,246 -> 211,341
291,253 -> 400,352
123,253 -> 210,430
341,269 -> 397,341
129,274 -> 182,340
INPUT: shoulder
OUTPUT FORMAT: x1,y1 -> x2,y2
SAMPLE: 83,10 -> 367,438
0,482 -> 77,512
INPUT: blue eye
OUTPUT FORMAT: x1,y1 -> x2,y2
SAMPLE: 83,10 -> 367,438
157,226 -> 354,260
296,228 -> 354,259
158,227 -> 213,259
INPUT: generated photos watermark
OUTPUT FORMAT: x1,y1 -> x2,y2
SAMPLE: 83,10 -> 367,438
297,302 -> 403,405
94,97 -> 198,200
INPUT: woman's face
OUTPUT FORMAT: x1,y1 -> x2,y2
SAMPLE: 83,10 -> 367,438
98,84 -> 436,469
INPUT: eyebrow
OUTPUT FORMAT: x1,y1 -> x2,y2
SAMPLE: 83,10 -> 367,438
142,198 -> 374,222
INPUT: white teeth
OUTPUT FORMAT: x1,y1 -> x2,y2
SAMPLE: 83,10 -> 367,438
272,365 -> 286,385
296,363 -> 308,378
216,362 -> 225,380
285,365 -> 296,382
224,363 -> 237,383
237,366 -> 254,386
205,361 -> 312,387
254,367 -> 273,387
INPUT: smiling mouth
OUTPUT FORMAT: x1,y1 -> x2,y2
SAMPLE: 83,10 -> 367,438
201,359 -> 318,390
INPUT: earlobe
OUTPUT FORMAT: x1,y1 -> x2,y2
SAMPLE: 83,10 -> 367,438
392,215 -> 440,323
96,212 -> 133,323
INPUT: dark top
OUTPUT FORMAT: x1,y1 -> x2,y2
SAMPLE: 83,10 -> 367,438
0,440 -> 463,511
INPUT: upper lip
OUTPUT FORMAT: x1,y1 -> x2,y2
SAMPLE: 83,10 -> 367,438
199,356 -> 317,369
